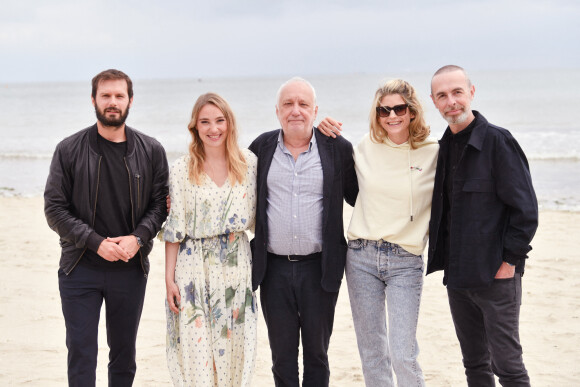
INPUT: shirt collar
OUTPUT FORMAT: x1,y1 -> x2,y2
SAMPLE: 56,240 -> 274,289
277,128 -> 316,153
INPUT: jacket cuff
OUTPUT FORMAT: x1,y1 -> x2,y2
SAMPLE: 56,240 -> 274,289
87,231 -> 105,252
132,225 -> 150,243
504,252 -> 526,266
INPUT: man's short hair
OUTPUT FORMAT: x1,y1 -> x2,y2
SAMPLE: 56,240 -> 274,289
431,65 -> 472,90
91,69 -> 134,99
276,76 -> 317,106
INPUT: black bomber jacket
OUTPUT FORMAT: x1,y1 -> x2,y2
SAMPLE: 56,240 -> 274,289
44,124 -> 169,275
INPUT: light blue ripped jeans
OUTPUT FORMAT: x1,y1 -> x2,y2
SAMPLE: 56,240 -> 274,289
346,239 -> 425,387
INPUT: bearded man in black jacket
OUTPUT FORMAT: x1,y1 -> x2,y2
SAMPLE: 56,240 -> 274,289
44,69 -> 168,387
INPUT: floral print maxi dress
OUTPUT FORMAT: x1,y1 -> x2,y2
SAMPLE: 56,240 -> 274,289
159,149 -> 257,386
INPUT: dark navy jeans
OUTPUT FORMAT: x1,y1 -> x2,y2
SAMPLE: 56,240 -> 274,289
447,274 -> 530,387
58,263 -> 147,387
260,255 -> 339,387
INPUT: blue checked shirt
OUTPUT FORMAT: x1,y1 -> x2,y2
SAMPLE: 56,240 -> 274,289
266,129 -> 324,255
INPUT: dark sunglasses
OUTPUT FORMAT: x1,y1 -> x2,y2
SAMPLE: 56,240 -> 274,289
376,104 -> 409,117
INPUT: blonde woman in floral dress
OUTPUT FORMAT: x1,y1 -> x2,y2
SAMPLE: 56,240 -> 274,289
159,93 -> 257,386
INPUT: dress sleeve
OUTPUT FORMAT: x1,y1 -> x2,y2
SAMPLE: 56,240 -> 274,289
158,156 -> 189,243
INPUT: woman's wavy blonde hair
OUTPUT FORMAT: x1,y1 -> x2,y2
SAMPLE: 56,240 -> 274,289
369,79 -> 430,149
187,93 -> 247,185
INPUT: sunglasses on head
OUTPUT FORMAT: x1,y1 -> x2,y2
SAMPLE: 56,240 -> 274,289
376,104 -> 409,117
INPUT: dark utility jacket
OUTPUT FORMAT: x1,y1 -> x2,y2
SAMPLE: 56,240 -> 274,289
44,124 -> 169,275
426,112 -> 538,289
249,128 -> 358,293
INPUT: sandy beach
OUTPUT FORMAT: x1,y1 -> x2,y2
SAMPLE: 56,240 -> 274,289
1,196 -> 579,386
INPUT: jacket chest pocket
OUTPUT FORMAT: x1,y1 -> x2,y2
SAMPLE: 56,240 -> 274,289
461,179 -> 497,219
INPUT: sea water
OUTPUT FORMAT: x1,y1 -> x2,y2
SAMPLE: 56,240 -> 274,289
1,69 -> 578,210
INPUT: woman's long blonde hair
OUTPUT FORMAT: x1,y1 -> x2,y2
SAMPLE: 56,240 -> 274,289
187,93 -> 247,185
369,79 -> 430,149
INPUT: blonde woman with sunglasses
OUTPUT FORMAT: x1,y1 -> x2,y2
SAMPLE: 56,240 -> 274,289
318,79 -> 438,386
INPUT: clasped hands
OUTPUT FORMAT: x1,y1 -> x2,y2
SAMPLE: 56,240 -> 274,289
97,235 -> 141,262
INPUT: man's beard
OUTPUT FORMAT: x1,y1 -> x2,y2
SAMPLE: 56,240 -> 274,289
442,106 -> 469,125
95,104 -> 130,127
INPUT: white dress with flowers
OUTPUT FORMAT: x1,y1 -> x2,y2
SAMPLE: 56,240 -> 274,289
159,149 -> 257,387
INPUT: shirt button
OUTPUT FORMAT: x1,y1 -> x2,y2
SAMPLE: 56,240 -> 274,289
294,236 -> 297,239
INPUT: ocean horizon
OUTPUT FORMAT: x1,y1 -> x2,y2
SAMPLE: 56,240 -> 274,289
1,69 -> 579,211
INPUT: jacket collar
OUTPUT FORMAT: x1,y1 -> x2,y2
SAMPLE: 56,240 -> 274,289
466,111 -> 488,151
313,126 -> 329,146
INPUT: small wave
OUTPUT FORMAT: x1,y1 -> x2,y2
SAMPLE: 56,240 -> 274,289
0,185 -> 44,198
1,151 -> 578,162
538,200 -> 580,213
528,155 -> 580,162
0,152 -> 53,160
0,151 -> 188,160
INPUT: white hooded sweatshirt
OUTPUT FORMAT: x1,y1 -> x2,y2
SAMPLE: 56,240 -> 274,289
347,133 -> 439,256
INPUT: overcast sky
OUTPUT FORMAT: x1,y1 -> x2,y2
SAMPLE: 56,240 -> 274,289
1,0 -> 578,83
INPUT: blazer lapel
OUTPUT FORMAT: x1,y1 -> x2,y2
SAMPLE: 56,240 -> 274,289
259,131 -> 279,185
315,130 -> 334,230
255,130 -> 280,238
